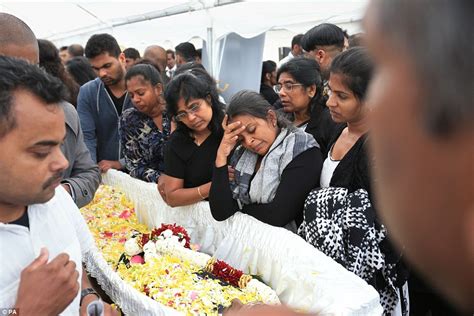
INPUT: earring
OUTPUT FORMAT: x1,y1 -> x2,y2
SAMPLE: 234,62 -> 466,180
273,122 -> 276,127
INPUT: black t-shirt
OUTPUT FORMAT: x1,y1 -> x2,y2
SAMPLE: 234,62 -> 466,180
260,84 -> 279,105
164,128 -> 222,188
105,86 -> 125,115
306,103 -> 345,157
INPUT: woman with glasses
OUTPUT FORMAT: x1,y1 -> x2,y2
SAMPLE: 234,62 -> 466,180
277,57 -> 343,156
119,63 -> 171,183
209,90 -> 322,231
159,68 -> 225,207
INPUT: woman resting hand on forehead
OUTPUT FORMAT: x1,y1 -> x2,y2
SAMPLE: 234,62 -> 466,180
209,90 -> 323,231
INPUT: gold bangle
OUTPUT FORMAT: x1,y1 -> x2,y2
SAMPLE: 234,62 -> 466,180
197,186 -> 205,199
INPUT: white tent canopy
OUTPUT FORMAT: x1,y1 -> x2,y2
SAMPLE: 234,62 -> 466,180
1,0 -> 368,101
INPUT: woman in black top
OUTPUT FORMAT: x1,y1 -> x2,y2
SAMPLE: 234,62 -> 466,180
159,68 -> 224,207
210,90 -> 322,230
259,60 -> 279,105
277,57 -> 343,156
301,48 -> 408,314
319,48 -> 373,190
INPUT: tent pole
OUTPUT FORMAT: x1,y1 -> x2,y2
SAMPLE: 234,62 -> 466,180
207,26 -> 214,77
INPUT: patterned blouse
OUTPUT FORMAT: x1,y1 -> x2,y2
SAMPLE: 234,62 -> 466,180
119,107 -> 171,183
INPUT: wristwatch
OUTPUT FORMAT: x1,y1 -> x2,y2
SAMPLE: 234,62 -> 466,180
80,287 -> 99,306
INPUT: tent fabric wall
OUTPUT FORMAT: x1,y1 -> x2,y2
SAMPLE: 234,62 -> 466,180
212,32 -> 265,102
1,1 -> 367,100
1,1 -> 367,53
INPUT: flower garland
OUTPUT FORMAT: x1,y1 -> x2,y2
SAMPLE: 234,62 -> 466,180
205,258 -> 249,288
81,185 -> 280,315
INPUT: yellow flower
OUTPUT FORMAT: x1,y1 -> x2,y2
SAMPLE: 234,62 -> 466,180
81,185 -> 267,315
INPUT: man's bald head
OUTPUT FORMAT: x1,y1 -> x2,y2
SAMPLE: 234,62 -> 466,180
143,45 -> 166,73
0,13 -> 39,64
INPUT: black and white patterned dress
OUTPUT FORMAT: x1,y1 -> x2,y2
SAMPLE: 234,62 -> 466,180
298,187 -> 408,315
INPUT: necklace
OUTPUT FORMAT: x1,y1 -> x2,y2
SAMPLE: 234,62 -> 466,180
192,130 -> 210,146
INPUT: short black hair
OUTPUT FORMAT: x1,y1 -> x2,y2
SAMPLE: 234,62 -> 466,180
68,44 -> 84,57
291,34 -> 304,48
0,56 -> 66,138
123,47 -> 140,60
301,23 -> 345,52
343,29 -> 350,39
175,42 -> 197,62
329,47 -> 374,101
59,46 -> 68,52
85,33 -> 121,59
174,62 -> 206,75
0,13 -> 37,48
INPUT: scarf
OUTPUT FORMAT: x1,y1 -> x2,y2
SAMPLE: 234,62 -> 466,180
230,127 -> 318,208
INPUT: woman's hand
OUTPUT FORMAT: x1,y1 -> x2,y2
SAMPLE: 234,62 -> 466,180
157,174 -> 168,202
228,165 -> 236,182
216,115 -> 245,168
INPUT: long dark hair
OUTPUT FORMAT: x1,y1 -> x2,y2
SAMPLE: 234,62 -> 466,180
329,47 -> 374,101
38,39 -> 80,106
65,56 -> 97,86
125,63 -> 163,86
164,67 -> 224,136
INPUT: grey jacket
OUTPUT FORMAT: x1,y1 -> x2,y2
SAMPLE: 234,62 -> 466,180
61,101 -> 101,208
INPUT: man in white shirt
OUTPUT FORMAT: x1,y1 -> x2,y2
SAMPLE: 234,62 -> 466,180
165,49 -> 177,79
277,34 -> 303,68
0,56 -> 116,315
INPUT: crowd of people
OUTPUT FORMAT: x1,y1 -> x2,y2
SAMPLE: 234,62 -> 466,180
0,0 -> 472,315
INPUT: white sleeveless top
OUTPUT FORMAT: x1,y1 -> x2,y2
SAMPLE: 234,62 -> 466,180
320,145 -> 341,187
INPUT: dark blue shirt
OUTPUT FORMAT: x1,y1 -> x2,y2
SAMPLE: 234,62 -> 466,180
120,108 -> 171,183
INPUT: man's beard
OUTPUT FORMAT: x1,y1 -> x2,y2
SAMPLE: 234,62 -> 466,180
102,67 -> 124,86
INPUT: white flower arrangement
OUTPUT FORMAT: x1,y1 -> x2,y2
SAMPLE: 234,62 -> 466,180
123,228 -> 280,305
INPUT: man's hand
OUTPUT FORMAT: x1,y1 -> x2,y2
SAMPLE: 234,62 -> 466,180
15,248 -> 80,316
98,160 -> 122,173
79,297 -> 119,316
